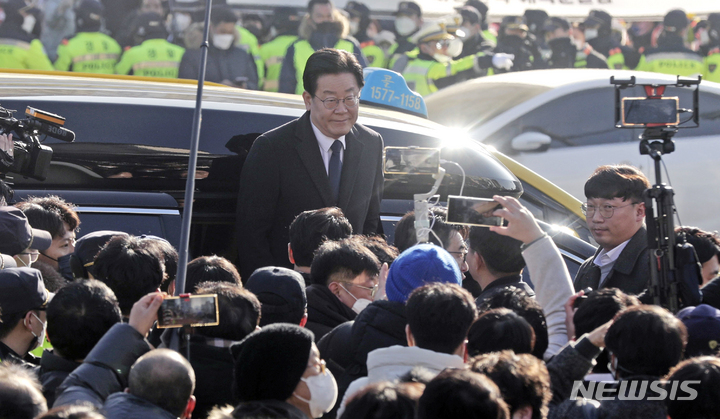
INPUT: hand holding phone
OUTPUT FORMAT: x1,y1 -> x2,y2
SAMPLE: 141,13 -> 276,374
487,196 -> 545,244
157,294 -> 219,329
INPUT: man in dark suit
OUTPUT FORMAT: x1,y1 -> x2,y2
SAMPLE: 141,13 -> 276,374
574,165 -> 651,296
236,48 -> 384,280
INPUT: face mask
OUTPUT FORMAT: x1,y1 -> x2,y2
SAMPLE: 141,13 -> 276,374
395,17 -> 417,37
339,283 -> 372,314
28,312 -> 46,352
294,370 -> 338,418
22,14 -> 36,34
268,26 -> 278,40
698,30 -> 710,46
174,13 -> 192,32
57,254 -> 74,281
213,33 -> 234,50
446,37 -> 463,57
349,20 -> 360,36
585,28 -> 599,40
433,52 -> 452,63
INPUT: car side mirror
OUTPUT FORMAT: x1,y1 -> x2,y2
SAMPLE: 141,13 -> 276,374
510,132 -> 552,152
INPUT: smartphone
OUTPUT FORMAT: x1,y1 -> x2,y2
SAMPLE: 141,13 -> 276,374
621,97 -> 679,127
446,195 -> 503,227
383,146 -> 440,175
157,294 -> 219,329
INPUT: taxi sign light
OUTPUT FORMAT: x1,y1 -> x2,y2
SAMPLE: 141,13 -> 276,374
360,68 -> 428,118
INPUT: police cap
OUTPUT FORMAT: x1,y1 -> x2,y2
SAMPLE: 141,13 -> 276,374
584,9 -> 612,29
394,1 -> 421,17
135,12 -> 167,38
663,9 -> 688,32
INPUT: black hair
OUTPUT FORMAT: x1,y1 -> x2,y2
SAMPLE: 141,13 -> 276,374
186,255 -> 241,293
417,369 -> 510,419
37,404 -> 105,419
342,381 -> 424,419
468,227 -> 525,275
467,308 -> 535,357
406,283 -> 477,354
93,235 -> 165,315
141,238 -> 178,290
354,235 -> 399,266
478,288 -> 549,360
393,208 -> 468,253
194,281 -> 260,341
584,165 -> 650,202
605,305 -> 687,378
664,356 -> 720,419
0,310 -> 27,339
16,196 -> 80,239
310,237 -> 380,286
468,351 -> 551,419
0,362 -> 47,419
46,280 -> 122,361
128,349 -> 195,418
303,48 -> 364,97
211,6 -> 238,25
288,207 -> 353,267
675,226 -> 720,264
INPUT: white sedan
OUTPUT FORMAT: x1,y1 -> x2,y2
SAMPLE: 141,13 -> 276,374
427,69 -> 720,233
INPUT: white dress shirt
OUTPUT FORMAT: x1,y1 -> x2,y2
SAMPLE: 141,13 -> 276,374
593,239 -> 631,286
311,122 -> 345,174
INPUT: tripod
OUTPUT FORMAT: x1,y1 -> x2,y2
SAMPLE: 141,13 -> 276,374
641,127 -> 702,313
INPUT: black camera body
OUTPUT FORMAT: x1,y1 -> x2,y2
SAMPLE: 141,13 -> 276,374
0,105 -> 75,181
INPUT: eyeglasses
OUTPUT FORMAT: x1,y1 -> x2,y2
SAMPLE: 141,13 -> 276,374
581,202 -> 639,219
447,250 -> 468,263
348,282 -> 379,298
307,359 -> 327,374
314,95 -> 360,110
19,252 -> 40,262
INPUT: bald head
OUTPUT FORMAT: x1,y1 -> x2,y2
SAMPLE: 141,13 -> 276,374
128,349 -> 196,417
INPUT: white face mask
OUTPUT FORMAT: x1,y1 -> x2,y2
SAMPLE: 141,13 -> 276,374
446,37 -> 463,57
433,52 -> 452,63
349,20 -> 360,36
584,28 -> 599,41
29,312 -> 46,351
174,13 -> 192,32
294,370 -> 338,418
339,283 -> 372,314
395,16 -> 417,37
22,14 -> 36,34
212,33 -> 234,50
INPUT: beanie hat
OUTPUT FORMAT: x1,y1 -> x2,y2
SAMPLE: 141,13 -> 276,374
386,244 -> 463,303
231,323 -> 314,402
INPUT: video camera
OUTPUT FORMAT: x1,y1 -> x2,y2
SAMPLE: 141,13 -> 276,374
611,75 -> 703,313
0,105 -> 75,181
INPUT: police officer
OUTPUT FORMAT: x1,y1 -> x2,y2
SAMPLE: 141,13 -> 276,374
704,13 -> 720,83
236,14 -> 264,89
544,17 -> 607,69
455,6 -> 494,59
636,10 -> 704,77
464,0 -> 496,47
278,0 -> 367,95
54,0 -> 122,74
582,9 -> 639,70
345,1 -> 385,68
494,16 -> 545,73
0,0 -> 54,70
115,13 -> 185,78
401,22 -> 513,97
260,7 -> 299,92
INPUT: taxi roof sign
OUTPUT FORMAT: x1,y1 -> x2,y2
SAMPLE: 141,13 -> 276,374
360,68 -> 428,118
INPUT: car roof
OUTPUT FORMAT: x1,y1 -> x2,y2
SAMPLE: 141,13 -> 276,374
0,70 -> 583,217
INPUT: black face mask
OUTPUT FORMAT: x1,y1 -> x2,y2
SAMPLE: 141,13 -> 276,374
42,253 -> 74,281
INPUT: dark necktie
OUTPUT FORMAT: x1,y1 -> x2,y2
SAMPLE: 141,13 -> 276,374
328,140 -> 343,202
585,264 -> 602,291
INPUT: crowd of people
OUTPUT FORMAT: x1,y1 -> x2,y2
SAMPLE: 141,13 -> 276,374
2,32 -> 720,419
0,0 -> 718,95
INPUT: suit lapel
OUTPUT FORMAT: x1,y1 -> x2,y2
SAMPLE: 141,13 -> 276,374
337,126 -> 365,209
295,112 -> 334,206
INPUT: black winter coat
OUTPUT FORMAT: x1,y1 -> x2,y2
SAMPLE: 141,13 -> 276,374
306,284 -> 356,342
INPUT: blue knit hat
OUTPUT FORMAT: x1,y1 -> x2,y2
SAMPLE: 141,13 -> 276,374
386,244 -> 463,303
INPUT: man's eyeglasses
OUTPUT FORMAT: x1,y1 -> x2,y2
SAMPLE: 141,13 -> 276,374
581,202 -> 639,219
448,250 -> 468,263
348,282 -> 379,298
19,252 -> 40,262
314,95 -> 360,110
